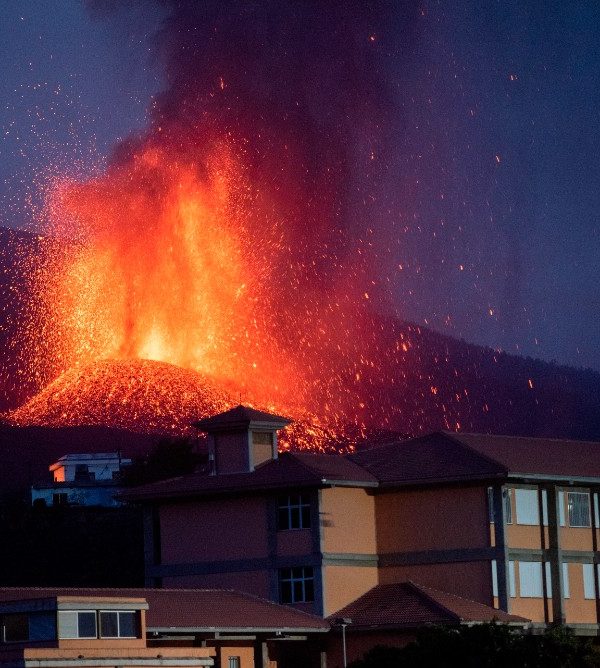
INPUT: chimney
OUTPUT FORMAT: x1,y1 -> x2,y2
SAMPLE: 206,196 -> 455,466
192,405 -> 292,475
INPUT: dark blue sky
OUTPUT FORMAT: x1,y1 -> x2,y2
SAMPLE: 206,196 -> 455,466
0,1 -> 599,371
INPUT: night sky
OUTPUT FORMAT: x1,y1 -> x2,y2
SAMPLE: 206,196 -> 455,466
1,1 -> 599,372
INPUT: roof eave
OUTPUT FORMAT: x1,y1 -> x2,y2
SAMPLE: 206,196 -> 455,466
148,626 -> 329,634
507,472 -> 600,485
377,471 -> 507,489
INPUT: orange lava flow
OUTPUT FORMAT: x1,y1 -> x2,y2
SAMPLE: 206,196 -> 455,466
12,136 -> 378,448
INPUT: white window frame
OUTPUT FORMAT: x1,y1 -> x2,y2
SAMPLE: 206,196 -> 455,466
58,611 -> 97,639
518,561 -> 543,598
515,488 -> 539,525
567,492 -> 591,528
562,562 -> 570,599
583,563 -> 596,600
509,561 -> 516,598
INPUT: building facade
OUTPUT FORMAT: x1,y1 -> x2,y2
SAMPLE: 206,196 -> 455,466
126,407 -> 600,634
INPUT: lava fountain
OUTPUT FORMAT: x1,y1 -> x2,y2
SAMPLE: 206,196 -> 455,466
7,2 -> 406,448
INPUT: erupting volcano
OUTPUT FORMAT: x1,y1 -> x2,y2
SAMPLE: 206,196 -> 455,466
3,2 -> 599,451
2,2 -> 408,448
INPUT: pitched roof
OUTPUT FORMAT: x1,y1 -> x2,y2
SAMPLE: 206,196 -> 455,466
449,432 -> 600,480
0,587 -> 329,632
192,405 -> 291,431
349,432 -> 506,486
328,582 -> 528,629
122,451 -> 377,501
124,430 -> 600,502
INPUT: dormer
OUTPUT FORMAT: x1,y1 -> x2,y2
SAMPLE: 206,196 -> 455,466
192,405 -> 292,474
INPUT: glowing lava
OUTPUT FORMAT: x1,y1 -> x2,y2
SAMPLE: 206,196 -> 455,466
6,359 -> 351,452
9,135 -> 382,449
28,143 -> 307,411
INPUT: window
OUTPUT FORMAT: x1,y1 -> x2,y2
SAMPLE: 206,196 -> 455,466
100,611 -> 138,638
491,560 -> 498,597
252,431 -> 273,446
515,488 -> 539,525
487,487 -> 513,524
509,561 -> 516,598
1,613 -> 56,643
567,492 -> 591,528
562,562 -> 570,598
504,489 -> 513,524
583,564 -> 596,600
2,614 -> 28,642
544,562 -> 570,598
228,657 -> 241,668
279,567 -> 314,604
278,494 -> 311,530
58,611 -> 97,639
52,493 -> 69,506
519,561 -> 543,598
559,491 -> 566,526
29,613 -> 56,642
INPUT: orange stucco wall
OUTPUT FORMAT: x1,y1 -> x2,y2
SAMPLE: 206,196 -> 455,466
375,486 -> 489,553
563,562 -> 597,624
218,644 -> 255,668
509,595 -> 546,622
160,497 -> 269,563
320,487 -> 377,555
506,524 -> 545,549
323,564 -> 379,616
561,528 -> 594,552
379,561 -> 493,606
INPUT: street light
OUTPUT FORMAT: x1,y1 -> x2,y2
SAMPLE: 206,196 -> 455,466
333,617 -> 352,668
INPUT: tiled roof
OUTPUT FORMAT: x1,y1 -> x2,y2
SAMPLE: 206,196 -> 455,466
0,587 -> 329,632
449,432 -> 600,480
192,405 -> 291,431
122,451 -> 377,501
329,582 -> 528,628
350,432 -> 506,485
124,430 -> 600,502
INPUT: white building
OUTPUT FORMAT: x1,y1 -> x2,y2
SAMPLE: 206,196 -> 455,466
31,452 -> 132,507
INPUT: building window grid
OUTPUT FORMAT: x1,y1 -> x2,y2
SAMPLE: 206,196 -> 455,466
99,611 -> 137,638
277,494 -> 311,530
514,488 -> 539,525
279,566 -> 315,604
583,564 -> 596,600
58,611 -> 97,639
567,492 -> 591,528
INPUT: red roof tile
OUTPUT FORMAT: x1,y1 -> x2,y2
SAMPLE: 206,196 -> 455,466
449,432 -> 600,480
350,432 -> 506,485
329,582 -> 528,628
192,405 -> 291,431
0,587 -> 329,632
124,430 -> 600,502
123,451 -> 376,501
